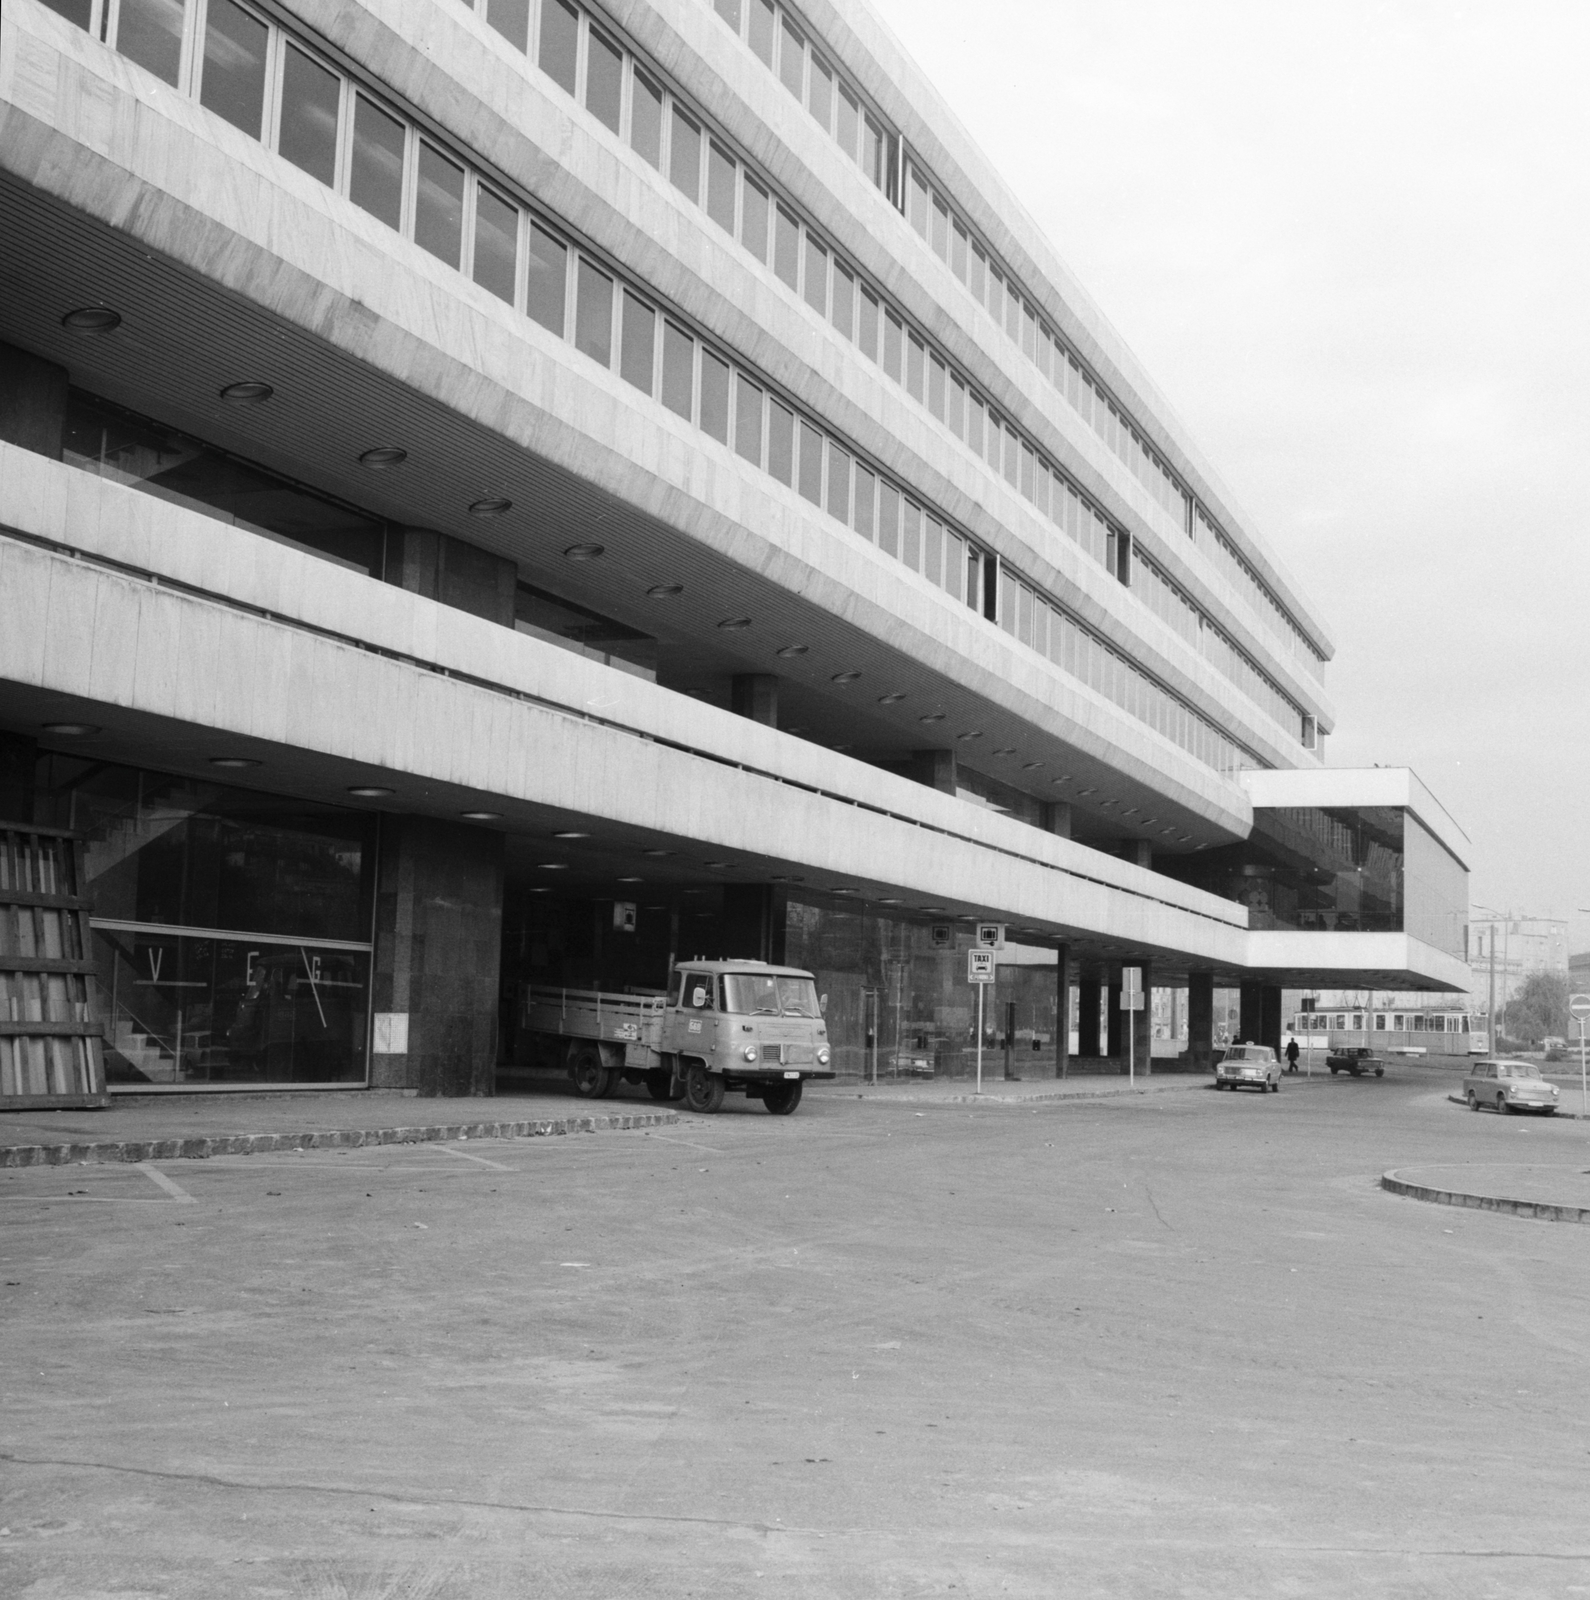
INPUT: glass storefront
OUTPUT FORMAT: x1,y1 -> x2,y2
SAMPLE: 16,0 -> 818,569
35,759 -> 377,1088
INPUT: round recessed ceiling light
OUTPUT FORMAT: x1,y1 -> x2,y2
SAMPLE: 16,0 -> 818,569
1122,806 -> 1139,816
219,381 -> 273,404
1022,761 -> 1045,770
775,644 -> 808,658
830,670 -> 861,684
564,542 -> 604,560
705,860 -> 736,870
921,906 -> 947,914
918,712 -> 945,724
346,785 -> 394,797
617,876 -> 644,884
536,862 -> 569,870
879,897 -> 903,905
830,742 -> 854,752
460,810 -> 502,821
647,583 -> 684,599
1077,786 -> 1097,796
770,874 -> 805,884
61,306 -> 121,335
877,692 -> 907,705
529,886 -> 554,894
831,886 -> 859,895
553,831 -> 589,840
717,616 -> 753,631
209,756 -> 260,769
359,446 -> 407,469
643,849 -> 675,858
469,497 -> 513,517
993,747 -> 1017,757
42,722 -> 101,737
956,731 -> 983,742
1160,827 -> 1175,835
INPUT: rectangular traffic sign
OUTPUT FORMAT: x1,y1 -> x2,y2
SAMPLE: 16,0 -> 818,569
976,923 -> 1005,950
968,949 -> 996,983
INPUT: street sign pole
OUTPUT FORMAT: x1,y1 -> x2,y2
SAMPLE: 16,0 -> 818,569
968,947 -> 996,1095
976,982 -> 985,1096
1571,995 -> 1590,1117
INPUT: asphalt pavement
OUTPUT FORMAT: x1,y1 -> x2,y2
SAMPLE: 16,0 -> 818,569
3,1067 -> 1588,1598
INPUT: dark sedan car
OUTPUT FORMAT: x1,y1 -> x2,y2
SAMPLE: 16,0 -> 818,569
1326,1046 -> 1385,1078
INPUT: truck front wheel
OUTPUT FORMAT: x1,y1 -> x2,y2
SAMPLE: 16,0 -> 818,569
761,1080 -> 803,1115
683,1063 -> 725,1114
571,1048 -> 614,1099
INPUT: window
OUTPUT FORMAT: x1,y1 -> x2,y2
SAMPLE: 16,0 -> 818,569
350,94 -> 406,230
901,502 -> 921,571
767,400 -> 794,486
575,258 -> 613,365
808,56 -> 832,131
882,313 -> 902,382
630,70 -> 663,167
714,0 -> 742,26
830,263 -> 853,339
415,143 -> 465,268
485,0 -> 529,53
277,44 -> 340,187
931,196 -> 949,261
670,109 -> 701,201
905,334 -> 924,402
707,142 -> 737,232
779,17 -> 804,98
201,0 -> 269,138
585,30 -> 623,134
857,290 -> 878,360
877,481 -> 899,557
803,237 -> 827,315
952,220 -> 968,281
927,355 -> 945,420
836,85 -> 859,159
700,350 -> 731,443
620,292 -> 655,392
907,168 -> 929,237
862,115 -> 883,188
774,207 -> 800,290
472,184 -> 519,304
797,421 -> 823,504
853,465 -> 875,541
740,176 -> 770,262
749,0 -> 775,67
661,323 -> 694,420
525,221 -> 567,333
734,373 -> 763,464
827,446 -> 850,521
539,0 -> 579,95
117,0 -> 184,86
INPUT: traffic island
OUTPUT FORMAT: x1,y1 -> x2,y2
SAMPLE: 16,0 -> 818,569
1381,1163 -> 1590,1223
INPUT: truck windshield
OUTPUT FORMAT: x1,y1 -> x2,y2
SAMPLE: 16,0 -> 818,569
723,974 -> 821,1017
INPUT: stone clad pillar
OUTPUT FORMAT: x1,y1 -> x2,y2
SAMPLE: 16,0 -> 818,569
730,674 -> 779,726
1188,971 -> 1215,1072
386,528 -> 516,627
910,749 -> 957,795
1054,944 -> 1071,1079
1078,975 -> 1101,1059
1107,973 -> 1124,1061
371,816 -> 505,1096
1132,963 -> 1153,1076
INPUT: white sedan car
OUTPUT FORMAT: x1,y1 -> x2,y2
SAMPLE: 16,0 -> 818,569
1215,1043 -> 1281,1093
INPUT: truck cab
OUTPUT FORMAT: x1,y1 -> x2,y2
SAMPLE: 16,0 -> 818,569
662,960 -> 834,1113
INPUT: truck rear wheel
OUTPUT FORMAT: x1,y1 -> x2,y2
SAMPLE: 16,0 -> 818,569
761,1080 -> 802,1115
683,1063 -> 725,1114
571,1048 -> 614,1099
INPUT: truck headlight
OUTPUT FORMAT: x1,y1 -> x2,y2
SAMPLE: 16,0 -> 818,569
816,1046 -> 830,1065
742,1046 -> 759,1062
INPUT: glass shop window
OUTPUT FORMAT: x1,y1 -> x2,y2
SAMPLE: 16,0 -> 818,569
350,94 -> 407,230
414,143 -> 466,268
201,0 -> 269,138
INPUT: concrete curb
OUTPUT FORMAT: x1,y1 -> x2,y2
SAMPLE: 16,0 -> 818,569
0,1111 -> 678,1168
1443,1093 -> 1586,1119
816,1080 -> 1217,1107
1381,1168 -> 1590,1224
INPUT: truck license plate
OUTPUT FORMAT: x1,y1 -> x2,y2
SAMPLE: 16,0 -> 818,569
783,1070 -> 800,1079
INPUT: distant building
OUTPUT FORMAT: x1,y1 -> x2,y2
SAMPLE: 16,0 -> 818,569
1469,912 -> 1567,1025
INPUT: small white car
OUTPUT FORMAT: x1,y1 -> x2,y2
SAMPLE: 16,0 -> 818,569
1462,1059 -> 1559,1116
1215,1043 -> 1281,1093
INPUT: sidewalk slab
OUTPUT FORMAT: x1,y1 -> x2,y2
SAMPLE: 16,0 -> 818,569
0,1091 -> 676,1167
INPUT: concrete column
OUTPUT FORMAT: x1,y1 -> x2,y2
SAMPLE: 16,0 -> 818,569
0,730 -> 37,823
371,816 -> 505,1096
1107,974 -> 1124,1061
1078,976 -> 1101,1058
0,343 -> 68,459
1132,965 -> 1153,1077
909,749 -> 957,795
1119,839 -> 1152,868
1042,802 -> 1072,838
386,527 -> 516,627
1188,971 -> 1215,1072
730,674 -> 779,726
1054,944 -> 1071,1078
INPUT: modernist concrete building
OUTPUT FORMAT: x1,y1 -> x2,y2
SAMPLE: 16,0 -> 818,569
0,0 -> 1471,1097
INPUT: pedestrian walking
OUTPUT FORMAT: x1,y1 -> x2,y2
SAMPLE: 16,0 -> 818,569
1285,1037 -> 1300,1074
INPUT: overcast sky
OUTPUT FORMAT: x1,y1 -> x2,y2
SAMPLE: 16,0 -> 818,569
867,0 -> 1590,944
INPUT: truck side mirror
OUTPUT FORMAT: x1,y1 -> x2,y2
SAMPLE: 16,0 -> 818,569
819,993 -> 828,1015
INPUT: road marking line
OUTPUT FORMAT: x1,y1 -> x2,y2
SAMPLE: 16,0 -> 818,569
135,1163 -> 196,1204
430,1143 -> 513,1172
643,1135 -> 725,1154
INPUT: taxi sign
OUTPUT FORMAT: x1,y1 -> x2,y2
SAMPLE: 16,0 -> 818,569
1570,993 -> 1590,1021
967,949 -> 996,983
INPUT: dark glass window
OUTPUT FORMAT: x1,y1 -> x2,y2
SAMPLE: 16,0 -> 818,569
857,291 -> 878,361
278,45 -> 340,187
852,466 -> 875,541
734,374 -> 763,465
525,221 -> 567,334
38,0 -> 93,26
585,29 -> 623,133
808,56 -> 833,131
630,70 -> 663,168
803,237 -> 827,315
485,0 -> 529,53
414,143 -> 465,267
877,481 -> 899,557
779,17 -> 804,97
707,143 -> 737,232
620,291 -> 655,392
797,421 -> 823,505
773,207 -> 800,290
539,0 -> 579,94
740,176 -> 769,263
669,108 -> 701,201
767,399 -> 794,486
905,334 -> 925,402
661,323 -> 694,420
473,185 -> 519,304
514,582 -> 658,679
749,0 -> 775,66
700,350 -> 731,444
200,0 -> 269,138
835,85 -> 858,160
575,258 -> 613,366
62,390 -> 386,575
350,94 -> 406,230
830,263 -> 853,339
882,313 -> 902,382
117,0 -> 185,87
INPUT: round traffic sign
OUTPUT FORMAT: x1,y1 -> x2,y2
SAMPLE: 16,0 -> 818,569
1569,992 -> 1590,1020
